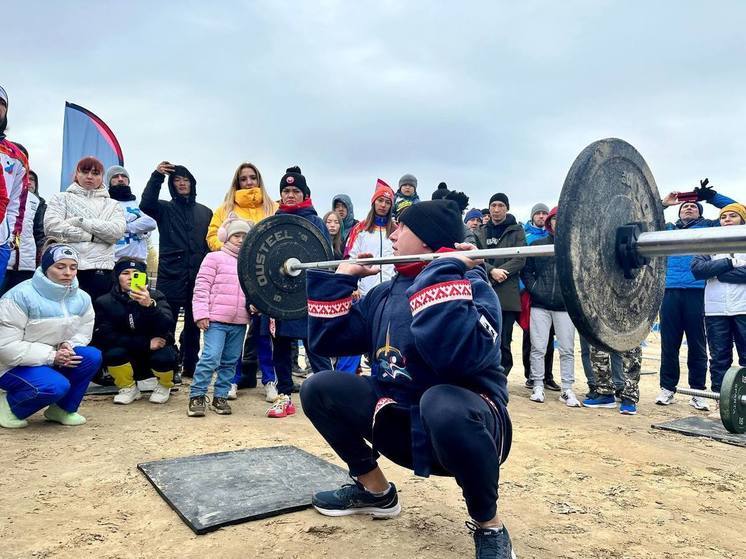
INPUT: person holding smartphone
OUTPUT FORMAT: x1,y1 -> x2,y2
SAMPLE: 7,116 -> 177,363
140,161 -> 212,379
92,258 -> 177,405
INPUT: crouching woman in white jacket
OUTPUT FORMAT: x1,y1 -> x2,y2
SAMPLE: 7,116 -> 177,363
0,245 -> 101,428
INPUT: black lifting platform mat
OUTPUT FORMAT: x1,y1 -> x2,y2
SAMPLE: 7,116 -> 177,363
651,416 -> 746,448
138,445 -> 350,534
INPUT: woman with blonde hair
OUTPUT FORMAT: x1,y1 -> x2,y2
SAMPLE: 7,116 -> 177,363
206,163 -> 277,251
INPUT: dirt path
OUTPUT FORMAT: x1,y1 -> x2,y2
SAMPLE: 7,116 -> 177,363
1,338 -> 743,559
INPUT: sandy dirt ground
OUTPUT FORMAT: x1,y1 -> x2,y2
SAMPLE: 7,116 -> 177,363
1,335 -> 744,559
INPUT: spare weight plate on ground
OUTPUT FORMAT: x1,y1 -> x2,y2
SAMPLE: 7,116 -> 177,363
719,366 -> 746,434
556,138 -> 666,353
238,215 -> 333,320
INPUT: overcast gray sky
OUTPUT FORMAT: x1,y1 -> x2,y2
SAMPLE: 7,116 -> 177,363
4,1 -> 745,223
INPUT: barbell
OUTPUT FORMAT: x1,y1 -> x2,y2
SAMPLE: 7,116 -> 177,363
236,137 -> 746,433
673,366 -> 745,433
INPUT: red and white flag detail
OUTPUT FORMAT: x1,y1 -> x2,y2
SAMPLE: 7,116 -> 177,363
408,280 -> 472,316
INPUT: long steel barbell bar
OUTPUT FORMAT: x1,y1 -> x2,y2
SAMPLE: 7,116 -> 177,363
283,224 -> 746,276
676,386 -> 746,406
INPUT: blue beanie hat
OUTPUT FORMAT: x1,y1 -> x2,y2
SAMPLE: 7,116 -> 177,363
464,208 -> 483,224
41,245 -> 79,274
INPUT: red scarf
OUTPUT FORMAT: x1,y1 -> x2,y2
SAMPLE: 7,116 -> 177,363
394,247 -> 458,277
278,197 -> 314,213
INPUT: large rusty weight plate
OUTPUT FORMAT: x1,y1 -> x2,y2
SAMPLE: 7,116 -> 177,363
238,214 -> 333,320
720,366 -> 746,434
556,138 -> 666,353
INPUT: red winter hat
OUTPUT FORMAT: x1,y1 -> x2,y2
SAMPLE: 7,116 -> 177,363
546,206 -> 558,234
371,179 -> 395,205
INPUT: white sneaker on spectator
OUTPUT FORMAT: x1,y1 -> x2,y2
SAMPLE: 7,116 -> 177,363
654,388 -> 675,405
228,383 -> 238,400
560,389 -> 582,408
114,384 -> 141,405
149,384 -> 171,404
529,385 -> 545,403
137,377 -> 158,392
689,396 -> 710,411
265,381 -> 279,402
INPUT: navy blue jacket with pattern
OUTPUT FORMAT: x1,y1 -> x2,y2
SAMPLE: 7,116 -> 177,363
306,258 -> 510,477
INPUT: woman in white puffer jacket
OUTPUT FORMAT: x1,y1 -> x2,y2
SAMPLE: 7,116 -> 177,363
44,156 -> 126,299
0,244 -> 101,429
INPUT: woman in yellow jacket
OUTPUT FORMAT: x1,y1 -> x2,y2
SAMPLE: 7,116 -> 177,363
206,163 -> 277,251
207,162 -> 278,398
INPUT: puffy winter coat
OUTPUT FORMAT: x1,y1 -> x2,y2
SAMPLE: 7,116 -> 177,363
664,192 -> 736,289
207,189 -> 277,251
140,169 -> 212,302
0,139 -> 28,245
44,183 -> 127,270
93,285 -> 175,353
475,214 -> 527,312
346,225 -> 395,296
7,191 -> 41,271
691,252 -> 746,316
523,221 -> 549,245
521,235 -> 565,311
192,244 -> 249,325
0,268 -> 94,376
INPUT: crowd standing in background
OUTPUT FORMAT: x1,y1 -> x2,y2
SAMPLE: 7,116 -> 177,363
2,81 -> 746,559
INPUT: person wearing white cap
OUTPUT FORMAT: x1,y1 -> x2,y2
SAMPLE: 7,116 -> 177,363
0,85 -> 31,289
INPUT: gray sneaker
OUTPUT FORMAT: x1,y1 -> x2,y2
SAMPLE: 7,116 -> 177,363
211,397 -> 232,415
468,521 -> 517,559
187,395 -> 207,417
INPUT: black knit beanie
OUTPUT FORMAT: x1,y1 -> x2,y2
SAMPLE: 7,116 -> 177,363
431,182 -> 449,200
113,258 -> 147,277
398,200 -> 465,251
280,166 -> 310,199
489,192 -> 510,209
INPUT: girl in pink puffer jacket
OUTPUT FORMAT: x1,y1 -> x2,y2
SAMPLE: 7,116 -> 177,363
188,217 -> 253,417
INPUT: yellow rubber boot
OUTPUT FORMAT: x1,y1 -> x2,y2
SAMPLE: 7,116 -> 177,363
150,370 -> 174,404
108,363 -> 136,389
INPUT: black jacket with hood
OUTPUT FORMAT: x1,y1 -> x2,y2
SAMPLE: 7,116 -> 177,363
140,166 -> 212,301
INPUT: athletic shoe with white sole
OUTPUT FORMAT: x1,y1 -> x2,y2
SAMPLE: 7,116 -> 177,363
137,377 -> 158,392
467,520 -> 517,559
654,388 -> 675,405
560,389 -> 582,407
312,480 -> 400,518
582,394 -> 617,408
113,384 -> 141,405
227,383 -> 238,400
689,396 -> 710,411
529,385 -> 545,403
619,399 -> 638,415
264,381 -> 279,402
149,384 -> 171,404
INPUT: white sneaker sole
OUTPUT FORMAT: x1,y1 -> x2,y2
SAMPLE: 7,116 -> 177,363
313,502 -> 401,518
113,395 -> 142,405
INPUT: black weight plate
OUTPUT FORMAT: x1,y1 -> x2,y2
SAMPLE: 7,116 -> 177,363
238,215 -> 333,320
720,366 -> 746,434
556,138 -> 665,352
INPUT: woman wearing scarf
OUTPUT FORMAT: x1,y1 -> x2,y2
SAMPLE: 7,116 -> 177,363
344,180 -> 396,297
262,167 -> 332,418
206,163 -> 277,251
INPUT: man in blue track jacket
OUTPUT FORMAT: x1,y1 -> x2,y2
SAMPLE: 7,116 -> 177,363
301,200 -> 515,559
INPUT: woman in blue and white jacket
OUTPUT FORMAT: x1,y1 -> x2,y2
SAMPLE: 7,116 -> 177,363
0,245 -> 101,429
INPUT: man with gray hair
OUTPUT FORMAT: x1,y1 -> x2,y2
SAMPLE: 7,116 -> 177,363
105,165 -> 157,262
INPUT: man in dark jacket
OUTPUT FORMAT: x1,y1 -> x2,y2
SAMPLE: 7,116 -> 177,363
301,200 -> 515,559
521,207 -> 580,407
476,193 -> 526,376
140,161 -> 212,378
655,184 -> 736,408
93,258 -> 177,405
